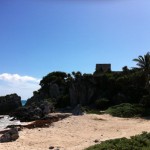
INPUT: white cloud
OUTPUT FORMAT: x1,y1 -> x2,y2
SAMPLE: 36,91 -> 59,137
0,73 -> 41,100
0,73 -> 40,83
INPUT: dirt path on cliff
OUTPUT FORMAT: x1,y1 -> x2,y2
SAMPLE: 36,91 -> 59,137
0,114 -> 150,150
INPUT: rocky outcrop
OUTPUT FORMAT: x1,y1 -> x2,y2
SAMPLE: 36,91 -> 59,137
69,84 -> 95,106
69,77 -> 95,106
49,83 -> 61,98
26,83 -> 66,107
11,101 -> 55,122
0,127 -> 19,143
72,104 -> 84,115
25,72 -> 96,110
0,94 -> 22,115
25,92 -> 47,106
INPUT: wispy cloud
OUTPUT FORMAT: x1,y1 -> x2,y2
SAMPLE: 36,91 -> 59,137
0,73 -> 41,100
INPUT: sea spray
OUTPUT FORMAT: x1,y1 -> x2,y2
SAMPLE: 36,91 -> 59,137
0,115 -> 21,131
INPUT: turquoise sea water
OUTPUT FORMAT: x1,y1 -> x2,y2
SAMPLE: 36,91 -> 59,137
21,100 -> 27,106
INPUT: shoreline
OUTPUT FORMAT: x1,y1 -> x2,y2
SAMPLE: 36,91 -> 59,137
0,115 -> 21,131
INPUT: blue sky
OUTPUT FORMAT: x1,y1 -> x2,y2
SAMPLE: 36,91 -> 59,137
0,0 -> 150,99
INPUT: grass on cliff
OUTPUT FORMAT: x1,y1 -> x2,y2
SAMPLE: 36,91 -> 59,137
85,132 -> 150,150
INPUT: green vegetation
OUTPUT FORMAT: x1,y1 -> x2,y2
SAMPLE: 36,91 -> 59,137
133,52 -> 150,72
85,132 -> 150,150
106,103 -> 144,118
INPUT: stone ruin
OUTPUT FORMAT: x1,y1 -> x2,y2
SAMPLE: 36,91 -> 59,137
95,64 -> 111,73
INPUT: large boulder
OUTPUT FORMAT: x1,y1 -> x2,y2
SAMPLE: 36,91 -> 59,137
72,104 -> 84,115
11,101 -> 55,122
0,94 -> 22,115
0,127 -> 19,143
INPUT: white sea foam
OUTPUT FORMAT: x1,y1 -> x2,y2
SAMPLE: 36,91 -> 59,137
0,115 -> 21,131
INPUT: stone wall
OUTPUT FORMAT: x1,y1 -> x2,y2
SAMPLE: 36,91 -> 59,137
96,64 -> 111,73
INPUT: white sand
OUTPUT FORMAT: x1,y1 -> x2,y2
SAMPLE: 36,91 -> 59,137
0,114 -> 150,150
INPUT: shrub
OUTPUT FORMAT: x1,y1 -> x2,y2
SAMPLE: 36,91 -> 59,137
95,98 -> 110,110
106,103 -> 144,118
85,132 -> 150,150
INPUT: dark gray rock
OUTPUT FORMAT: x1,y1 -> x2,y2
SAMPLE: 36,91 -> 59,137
94,139 -> 99,143
49,146 -> 54,149
49,83 -> 60,98
0,94 -> 22,115
33,107 -> 42,117
11,101 -> 55,122
72,104 -> 84,116
0,127 -> 19,142
69,80 -> 95,106
40,101 -> 54,116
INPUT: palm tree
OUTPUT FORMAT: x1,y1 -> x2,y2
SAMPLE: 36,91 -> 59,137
133,52 -> 150,72
133,52 -> 150,94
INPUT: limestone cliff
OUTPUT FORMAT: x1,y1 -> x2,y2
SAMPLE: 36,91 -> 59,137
26,72 -> 96,108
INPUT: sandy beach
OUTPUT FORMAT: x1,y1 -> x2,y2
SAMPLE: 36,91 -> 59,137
0,114 -> 150,150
